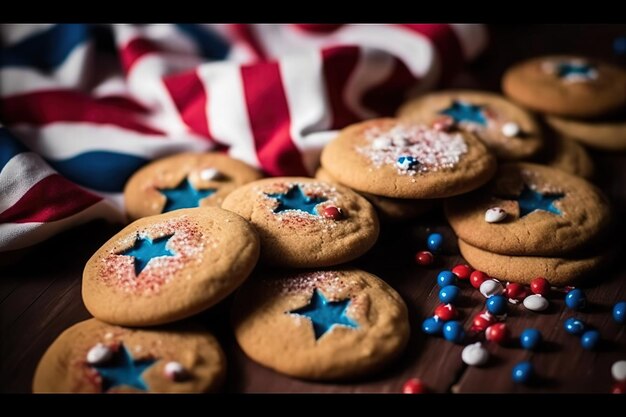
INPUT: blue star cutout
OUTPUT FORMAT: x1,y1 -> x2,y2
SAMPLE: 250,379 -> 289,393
265,185 -> 327,215
516,184 -> 564,218
93,344 -> 156,392
439,100 -> 487,126
159,179 -> 215,213
556,62 -> 596,80
289,289 -> 358,340
118,234 -> 175,275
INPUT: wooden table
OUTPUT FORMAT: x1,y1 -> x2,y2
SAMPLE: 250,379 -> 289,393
2,24 -> 626,393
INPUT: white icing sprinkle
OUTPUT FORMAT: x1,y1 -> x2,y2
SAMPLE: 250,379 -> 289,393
86,343 -> 113,365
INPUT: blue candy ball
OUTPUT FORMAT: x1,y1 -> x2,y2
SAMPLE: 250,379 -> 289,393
563,317 -> 586,335
438,285 -> 460,304
442,321 -> 465,343
437,270 -> 457,287
427,233 -> 444,252
565,289 -> 586,310
580,330 -> 600,350
614,36 -> 626,56
512,361 -> 533,384
613,301 -> 626,324
486,295 -> 508,315
422,316 -> 444,335
520,328 -> 542,350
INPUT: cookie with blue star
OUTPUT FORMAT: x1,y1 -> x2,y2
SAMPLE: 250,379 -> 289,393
397,90 -> 544,160
221,177 -> 379,268
33,318 -> 226,393
232,269 -> 409,380
82,207 -> 260,326
444,163 -> 610,257
503,56 -> 626,118
124,152 -> 263,221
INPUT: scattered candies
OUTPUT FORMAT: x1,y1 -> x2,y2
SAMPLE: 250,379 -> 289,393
402,378 -> 427,394
485,323 -> 509,345
471,311 -> 496,332
396,155 -> 418,170
415,251 -> 434,266
461,342 -> 489,366
86,343 -> 113,365
484,207 -> 507,223
486,295 -> 508,315
512,361 -> 534,384
520,328 -> 542,350
422,316 -> 444,335
439,285 -> 460,304
470,270 -> 489,289
565,288 -> 586,310
504,283 -> 528,302
434,303 -> 458,321
613,301 -> 626,324
443,321 -> 465,344
563,317 -> 586,335
501,122 -> 521,138
427,233 -> 444,252
452,264 -> 472,280
580,330 -> 600,350
164,361 -> 188,382
523,294 -> 549,312
480,279 -> 504,298
611,360 -> 626,382
322,206 -> 343,220
530,277 -> 550,296
437,270 -> 457,287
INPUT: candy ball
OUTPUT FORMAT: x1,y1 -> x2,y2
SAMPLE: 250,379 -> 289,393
512,361 -> 533,384
501,122 -> 521,137
523,294 -> 549,312
164,361 -> 188,381
484,207 -> 507,223
520,328 -> 542,350
613,301 -> 626,324
439,285 -> 460,304
485,323 -> 509,345
486,295 -> 508,315
471,311 -> 496,332
434,303 -> 458,321
322,206 -> 343,220
480,279 -> 504,298
86,343 -> 113,365
437,270 -> 457,287
397,155 -> 418,170
581,330 -> 600,350
427,233 -> 444,252
530,277 -> 550,296
470,271 -> 489,289
415,250 -> 434,266
402,378 -> 427,394
565,288 -> 586,310
422,316 -> 444,335
452,264 -> 472,280
504,283 -> 528,301
461,342 -> 489,366
611,360 -> 626,382
443,321 -> 465,344
563,317 -> 586,335
612,381 -> 626,394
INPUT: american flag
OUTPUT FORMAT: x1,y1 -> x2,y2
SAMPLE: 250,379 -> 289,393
0,24 -> 487,253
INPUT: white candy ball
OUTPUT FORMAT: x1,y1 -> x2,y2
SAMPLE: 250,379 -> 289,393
200,168 -> 221,181
523,294 -> 549,311
485,207 -> 507,223
611,360 -> 626,382
480,279 -> 504,298
164,361 -> 188,381
462,342 -> 489,366
501,122 -> 521,137
86,343 -> 113,365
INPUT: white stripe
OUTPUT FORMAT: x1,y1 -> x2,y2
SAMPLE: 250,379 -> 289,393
0,200 -> 123,252
279,50 -> 332,174
0,24 -> 55,45
10,123 -> 209,160
450,24 -> 488,60
0,41 -> 92,97
0,152 -> 56,213
198,62 -> 261,169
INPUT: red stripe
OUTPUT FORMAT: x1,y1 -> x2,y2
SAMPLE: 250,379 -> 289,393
0,90 -> 165,135
163,70 -> 212,139
120,37 -> 162,73
292,24 -> 344,34
396,24 -> 465,83
321,46 -> 361,130
361,57 -> 420,117
229,24 -> 266,61
241,61 -> 307,176
0,174 -> 101,224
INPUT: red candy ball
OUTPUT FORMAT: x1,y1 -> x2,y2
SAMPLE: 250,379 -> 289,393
471,310 -> 496,332
612,381 -> 626,394
530,277 -> 550,296
402,378 -> 427,394
470,271 -> 489,289
504,283 -> 528,301
452,264 -> 472,280
322,206 -> 343,220
485,323 -> 509,345
434,303 -> 458,321
415,251 -> 434,266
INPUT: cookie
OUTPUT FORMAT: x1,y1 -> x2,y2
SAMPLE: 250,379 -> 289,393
124,152 -> 263,221
397,90 -> 543,160
232,269 -> 409,380
82,208 -> 260,326
502,55 -> 626,118
221,177 -> 379,268
545,111 -> 626,151
315,167 -> 436,221
458,239 -> 606,286
33,318 -> 226,393
537,132 -> 594,179
445,163 -> 610,256
320,118 -> 497,199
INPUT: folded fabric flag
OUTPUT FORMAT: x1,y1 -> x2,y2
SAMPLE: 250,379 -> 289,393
0,24 -> 487,253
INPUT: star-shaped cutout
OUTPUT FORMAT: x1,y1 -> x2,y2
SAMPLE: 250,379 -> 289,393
439,100 -> 487,126
93,344 -> 156,392
555,62 -> 597,80
159,179 -> 215,213
515,184 -> 564,218
118,234 -> 175,275
288,289 -> 358,340
265,185 -> 327,215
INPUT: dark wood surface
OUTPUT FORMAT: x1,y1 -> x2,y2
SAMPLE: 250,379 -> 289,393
2,24 -> 626,393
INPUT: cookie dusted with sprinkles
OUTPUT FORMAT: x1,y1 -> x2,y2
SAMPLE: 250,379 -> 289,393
82,208 -> 260,326
445,163 -> 610,257
221,177 -> 379,268
232,269 -> 409,380
320,118 -> 496,199
33,319 -> 226,393
124,152 -> 263,221
397,90 -> 544,160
